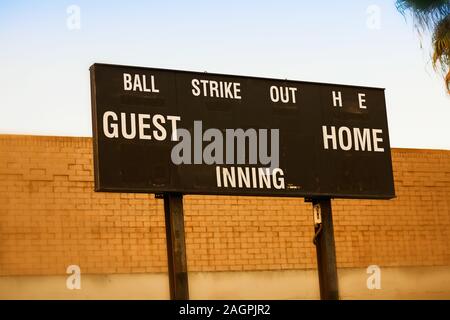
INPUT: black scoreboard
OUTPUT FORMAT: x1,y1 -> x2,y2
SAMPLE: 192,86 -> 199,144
90,63 -> 395,199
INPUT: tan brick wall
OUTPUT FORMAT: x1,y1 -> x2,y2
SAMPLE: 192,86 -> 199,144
0,135 -> 449,276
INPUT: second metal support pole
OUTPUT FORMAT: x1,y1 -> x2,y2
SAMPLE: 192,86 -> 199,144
312,198 -> 339,300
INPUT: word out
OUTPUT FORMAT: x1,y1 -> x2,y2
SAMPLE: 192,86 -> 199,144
270,86 -> 297,103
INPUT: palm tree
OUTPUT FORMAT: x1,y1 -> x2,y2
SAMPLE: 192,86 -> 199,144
396,0 -> 450,93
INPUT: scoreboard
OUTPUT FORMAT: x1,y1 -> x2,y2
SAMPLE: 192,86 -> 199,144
90,63 -> 395,199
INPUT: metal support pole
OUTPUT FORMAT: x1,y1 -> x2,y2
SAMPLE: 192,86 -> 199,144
163,193 -> 189,300
312,198 -> 339,300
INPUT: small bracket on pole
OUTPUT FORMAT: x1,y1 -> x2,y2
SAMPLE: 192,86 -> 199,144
313,203 -> 322,225
312,202 -> 323,246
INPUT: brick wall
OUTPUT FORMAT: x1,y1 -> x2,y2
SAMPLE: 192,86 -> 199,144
0,135 -> 449,276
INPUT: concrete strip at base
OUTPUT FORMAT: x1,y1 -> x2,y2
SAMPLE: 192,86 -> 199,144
0,273 -> 170,300
338,266 -> 450,300
0,266 -> 449,299
190,269 -> 319,300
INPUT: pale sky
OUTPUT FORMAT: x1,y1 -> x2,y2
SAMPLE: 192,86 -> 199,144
0,0 -> 449,149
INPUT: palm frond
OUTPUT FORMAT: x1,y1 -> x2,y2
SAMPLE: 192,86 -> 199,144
397,0 -> 450,93
446,71 -> 450,93
396,0 -> 450,30
432,15 -> 450,93
432,15 -> 450,67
